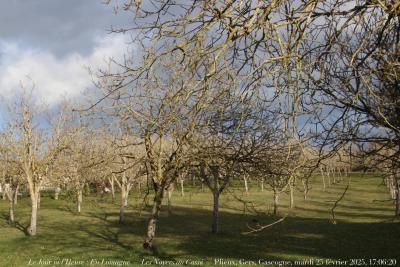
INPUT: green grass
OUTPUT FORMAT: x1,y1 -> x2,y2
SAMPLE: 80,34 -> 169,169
0,175 -> 399,267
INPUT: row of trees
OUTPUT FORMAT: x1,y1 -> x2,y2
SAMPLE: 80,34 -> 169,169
0,0 -> 398,249
101,0 -> 400,240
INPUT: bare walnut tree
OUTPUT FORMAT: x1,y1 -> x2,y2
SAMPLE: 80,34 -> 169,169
1,89 -> 70,235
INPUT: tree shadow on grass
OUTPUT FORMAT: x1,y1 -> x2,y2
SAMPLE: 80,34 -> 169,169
56,204 -> 77,215
0,212 -> 9,223
48,204 -> 395,261
138,206 -> 400,261
293,206 -> 395,220
14,220 -> 30,236
82,227 -> 133,250
0,212 -> 30,236
4,203 -> 398,264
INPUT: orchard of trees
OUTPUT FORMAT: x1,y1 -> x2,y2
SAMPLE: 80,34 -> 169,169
0,0 -> 399,253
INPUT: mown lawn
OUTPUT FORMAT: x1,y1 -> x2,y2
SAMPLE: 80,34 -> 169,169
0,174 -> 399,267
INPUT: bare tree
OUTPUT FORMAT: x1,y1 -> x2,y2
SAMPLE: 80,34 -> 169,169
0,141 -> 23,223
306,1 -> 400,214
1,89 -> 70,235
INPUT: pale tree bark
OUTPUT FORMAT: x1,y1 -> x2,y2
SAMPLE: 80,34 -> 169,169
261,179 -> 264,192
116,171 -> 134,224
54,186 -> 61,200
5,183 -> 19,223
166,183 -> 174,216
243,175 -> 249,196
13,184 -> 19,206
389,176 -> 396,200
108,176 -> 115,203
333,169 -> 337,184
390,184 -> 396,200
143,186 -> 164,249
119,182 -> 133,224
320,167 -> 326,192
28,188 -> 40,236
37,191 -> 41,209
124,188 -> 130,207
77,186 -> 83,213
9,197 -> 15,223
4,183 -> 11,202
26,172 -> 41,236
180,179 -> 184,197
327,170 -> 331,187
289,178 -> 295,209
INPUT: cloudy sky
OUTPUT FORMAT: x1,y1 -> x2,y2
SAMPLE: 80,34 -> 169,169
0,0 -> 132,106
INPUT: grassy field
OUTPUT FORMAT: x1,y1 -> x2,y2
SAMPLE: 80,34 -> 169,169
0,174 -> 399,267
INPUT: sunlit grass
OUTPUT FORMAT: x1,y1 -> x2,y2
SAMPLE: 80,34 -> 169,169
0,174 -> 399,266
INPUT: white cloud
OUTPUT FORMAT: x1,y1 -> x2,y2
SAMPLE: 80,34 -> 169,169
0,34 -> 130,106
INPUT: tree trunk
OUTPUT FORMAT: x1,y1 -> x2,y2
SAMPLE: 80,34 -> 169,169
338,168 -> 343,181
37,191 -> 41,209
8,184 -> 19,223
261,179 -> 264,192
143,187 -> 164,249
211,189 -> 220,234
28,192 -> 39,236
110,176 -> 115,203
390,177 -> 396,199
243,176 -> 249,195
9,197 -> 15,223
327,171 -> 331,187
14,185 -> 19,205
180,179 -> 184,197
54,186 -> 61,200
1,183 -> 6,200
124,189 -> 130,207
320,168 -> 326,192
390,184 -> 396,199
167,188 -> 173,215
77,188 -> 83,213
273,189 -> 279,215
289,183 -> 295,209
